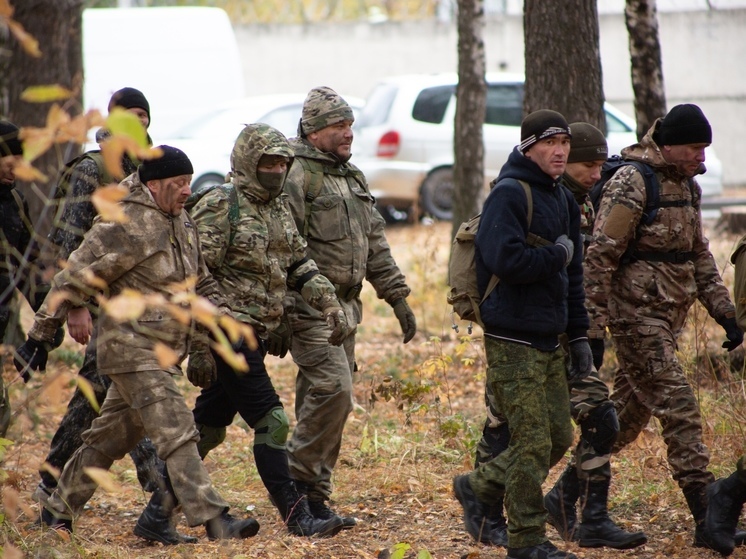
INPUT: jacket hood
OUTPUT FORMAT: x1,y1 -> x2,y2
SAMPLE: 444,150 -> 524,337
288,137 -> 343,166
495,146 -> 562,190
121,172 -> 172,216
230,124 -> 294,202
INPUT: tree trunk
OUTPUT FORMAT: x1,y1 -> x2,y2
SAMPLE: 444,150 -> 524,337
452,0 -> 486,239
523,0 -> 605,132
0,0 -> 84,235
625,0 -> 666,140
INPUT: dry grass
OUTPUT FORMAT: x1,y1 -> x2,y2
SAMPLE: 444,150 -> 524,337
2,219 -> 746,558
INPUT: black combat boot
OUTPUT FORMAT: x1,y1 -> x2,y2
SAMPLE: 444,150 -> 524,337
271,481 -> 344,537
134,486 -> 198,545
453,474 -> 501,544
485,496 -> 508,546
577,479 -> 647,549
706,472 -> 746,556
544,464 -> 580,541
506,540 -> 577,559
40,506 -> 73,533
685,482 -> 717,550
204,509 -> 260,540
296,481 -> 357,529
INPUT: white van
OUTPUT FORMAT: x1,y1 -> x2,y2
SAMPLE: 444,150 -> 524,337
82,7 -> 245,139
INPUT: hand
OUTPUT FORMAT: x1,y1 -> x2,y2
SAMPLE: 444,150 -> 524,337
589,338 -> 605,371
555,234 -> 574,267
719,316 -> 744,352
14,337 -> 50,383
568,339 -> 593,380
267,317 -> 291,358
323,306 -> 349,346
392,298 -> 416,344
186,348 -> 217,388
67,307 -> 93,345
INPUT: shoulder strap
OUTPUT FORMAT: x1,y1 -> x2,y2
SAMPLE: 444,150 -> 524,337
298,158 -> 325,238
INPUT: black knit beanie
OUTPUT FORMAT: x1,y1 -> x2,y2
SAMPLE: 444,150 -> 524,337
520,109 -> 571,153
568,122 -> 608,163
656,104 -> 711,146
108,87 -> 151,125
138,145 -> 193,183
0,120 -> 23,157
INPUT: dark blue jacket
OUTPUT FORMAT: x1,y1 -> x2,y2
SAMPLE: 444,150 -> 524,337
475,147 -> 588,350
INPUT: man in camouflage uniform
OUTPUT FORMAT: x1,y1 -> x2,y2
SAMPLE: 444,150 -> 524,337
283,87 -> 416,526
585,103 -> 744,550
182,123 -> 347,537
473,123 -> 646,550
453,110 -> 592,559
15,146 -> 259,541
33,87 -> 182,544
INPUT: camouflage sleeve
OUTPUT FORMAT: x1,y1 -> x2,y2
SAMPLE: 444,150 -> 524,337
188,188 -> 232,273
732,237 -> 746,330
54,158 -> 102,260
283,161 -> 307,234
583,166 -> 646,336
365,205 -> 411,305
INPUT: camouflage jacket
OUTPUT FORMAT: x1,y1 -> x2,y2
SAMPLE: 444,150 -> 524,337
284,138 -> 410,305
189,124 -> 337,336
30,174 -> 225,376
584,121 -> 734,337
48,129 -> 139,260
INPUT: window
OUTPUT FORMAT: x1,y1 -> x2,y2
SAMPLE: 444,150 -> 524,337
412,85 -> 455,124
484,83 -> 524,126
357,83 -> 398,128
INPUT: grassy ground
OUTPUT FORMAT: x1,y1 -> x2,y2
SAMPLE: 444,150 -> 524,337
2,219 -> 746,558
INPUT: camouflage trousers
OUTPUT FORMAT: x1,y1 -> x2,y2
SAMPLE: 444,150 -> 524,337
39,340 -> 162,493
475,359 -> 612,483
469,337 -> 573,549
47,370 -> 227,526
286,296 -> 358,502
610,320 -> 714,490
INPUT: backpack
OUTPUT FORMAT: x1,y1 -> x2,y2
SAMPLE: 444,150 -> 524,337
184,182 -> 241,243
52,151 -> 112,204
588,155 -> 694,262
447,180 -> 552,331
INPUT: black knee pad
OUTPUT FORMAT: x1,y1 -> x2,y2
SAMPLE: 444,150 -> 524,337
580,402 -> 619,456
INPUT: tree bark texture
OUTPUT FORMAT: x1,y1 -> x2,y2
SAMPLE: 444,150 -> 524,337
523,0 -> 605,132
0,0 -> 84,234
625,0 -> 666,140
452,0 -> 486,238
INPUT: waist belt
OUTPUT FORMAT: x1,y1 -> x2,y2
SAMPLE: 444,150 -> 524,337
629,250 -> 696,263
334,283 -> 363,302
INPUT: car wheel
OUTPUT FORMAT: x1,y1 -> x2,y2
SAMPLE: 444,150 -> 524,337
191,172 -> 226,193
420,167 -> 454,221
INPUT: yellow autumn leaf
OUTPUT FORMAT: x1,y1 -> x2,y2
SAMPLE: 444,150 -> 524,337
92,183 -> 130,223
56,113 -> 94,145
82,467 -> 121,493
106,107 -> 148,148
81,269 -> 108,291
17,127 -> 54,163
100,139 -> 126,180
20,85 -> 73,103
212,341 -> 249,373
154,342 -> 179,368
165,303 -> 191,326
168,276 -> 198,295
219,315 -> 257,350
191,296 -> 218,327
3,486 -> 20,522
0,0 -> 14,18
11,159 -> 47,182
45,290 -> 73,314
8,20 -> 40,58
101,289 -> 146,321
75,375 -> 100,413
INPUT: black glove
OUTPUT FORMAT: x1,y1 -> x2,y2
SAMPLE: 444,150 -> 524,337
719,316 -> 744,352
589,338 -> 605,371
14,337 -> 50,383
392,298 -> 417,344
266,317 -> 291,358
186,347 -> 217,388
568,339 -> 593,381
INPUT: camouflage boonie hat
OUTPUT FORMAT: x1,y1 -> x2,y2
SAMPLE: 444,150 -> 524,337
299,86 -> 354,137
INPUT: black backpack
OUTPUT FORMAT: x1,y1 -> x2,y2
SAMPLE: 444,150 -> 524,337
589,155 -> 695,263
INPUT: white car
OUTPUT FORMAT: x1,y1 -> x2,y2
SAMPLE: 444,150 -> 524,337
353,73 -> 723,221
159,93 -> 365,192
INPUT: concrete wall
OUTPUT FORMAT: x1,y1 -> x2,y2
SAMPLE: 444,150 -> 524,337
234,8 -> 746,187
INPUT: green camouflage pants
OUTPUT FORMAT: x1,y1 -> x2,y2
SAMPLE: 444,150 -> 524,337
47,370 -> 228,526
470,337 -> 573,549
610,321 -> 714,490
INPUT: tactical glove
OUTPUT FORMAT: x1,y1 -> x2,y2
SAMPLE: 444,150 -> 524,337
186,347 -> 217,388
323,305 -> 349,346
589,338 -> 605,371
718,316 -> 744,352
568,339 -> 594,381
391,298 -> 416,344
267,316 -> 292,358
555,234 -> 574,267
14,337 -> 50,383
